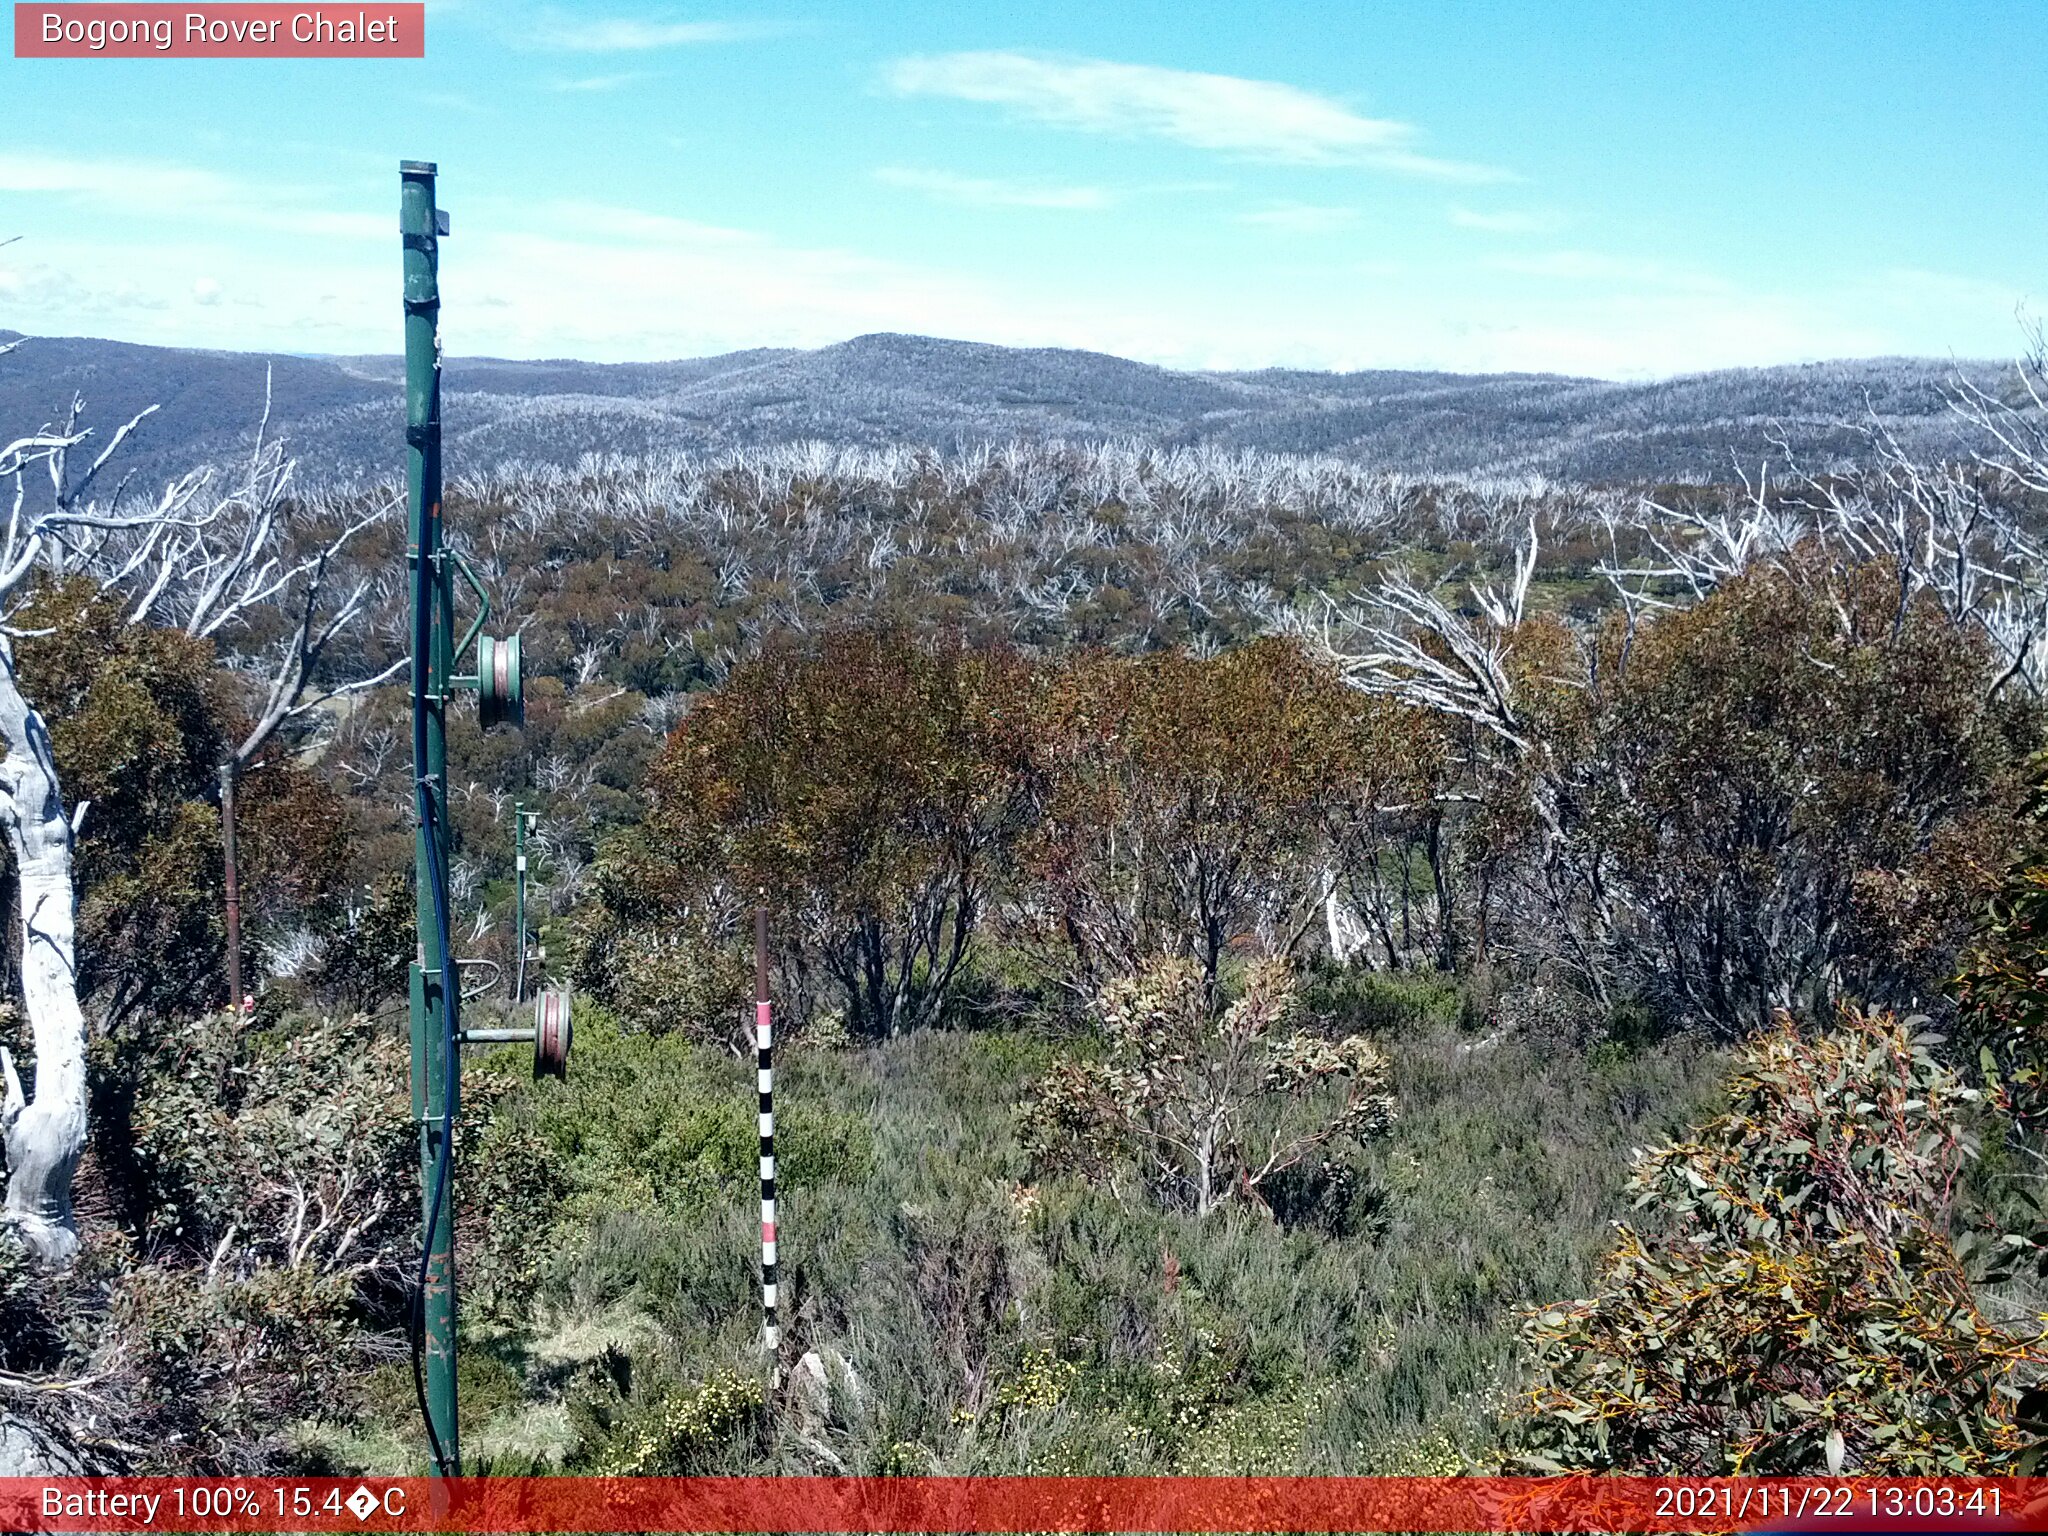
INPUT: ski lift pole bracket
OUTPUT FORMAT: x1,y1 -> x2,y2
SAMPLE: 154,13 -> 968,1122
445,550 -> 523,728
443,547 -> 491,670
453,986 -> 571,1081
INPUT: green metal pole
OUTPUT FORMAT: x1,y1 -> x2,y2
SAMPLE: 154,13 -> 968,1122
402,158 -> 459,1478
513,801 -> 526,1004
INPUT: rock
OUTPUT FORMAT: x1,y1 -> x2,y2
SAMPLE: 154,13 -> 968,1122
789,1348 -> 862,1435
0,1414 -> 83,1475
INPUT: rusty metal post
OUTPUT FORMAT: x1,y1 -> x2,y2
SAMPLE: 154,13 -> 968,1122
219,761 -> 242,1012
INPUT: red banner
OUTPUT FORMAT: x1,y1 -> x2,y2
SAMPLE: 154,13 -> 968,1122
13,4 -> 424,57
2,1476 -> 2046,1532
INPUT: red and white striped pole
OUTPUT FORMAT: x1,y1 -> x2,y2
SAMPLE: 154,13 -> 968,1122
755,903 -> 779,1388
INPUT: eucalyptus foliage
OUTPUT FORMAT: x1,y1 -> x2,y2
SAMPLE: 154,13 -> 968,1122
1022,957 -> 1393,1219
1512,1009 -> 2048,1474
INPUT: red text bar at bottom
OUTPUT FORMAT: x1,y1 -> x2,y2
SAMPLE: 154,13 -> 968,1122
6,1476 -> 2048,1533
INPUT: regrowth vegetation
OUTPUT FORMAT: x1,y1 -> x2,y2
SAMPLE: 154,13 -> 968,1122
3,337 -> 2048,1475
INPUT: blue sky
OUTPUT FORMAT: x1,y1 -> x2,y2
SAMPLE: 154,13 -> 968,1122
2,0 -> 2042,377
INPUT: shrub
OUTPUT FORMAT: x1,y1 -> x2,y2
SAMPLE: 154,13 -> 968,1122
1955,751 -> 2048,1134
307,874 -> 415,1014
1021,957 -> 1393,1217
122,1008 -> 414,1278
1300,965 -> 1465,1035
1509,1008 -> 2048,1474
9,577 -> 355,1024
572,1365 -> 764,1474
1027,639 -> 1407,992
12,579 -> 232,1025
460,1062 -> 575,1322
12,1006 -> 422,1472
517,1009 -> 873,1234
1562,560 -> 2034,1032
564,883 -> 749,1047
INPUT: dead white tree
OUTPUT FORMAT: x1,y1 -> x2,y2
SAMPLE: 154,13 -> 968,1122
0,383 -> 395,1265
0,417 -> 97,1264
1604,355 -> 2048,700
1311,522 -> 1540,755
1287,521 -> 1623,996
45,380 -> 402,1010
1598,463 -> 1805,610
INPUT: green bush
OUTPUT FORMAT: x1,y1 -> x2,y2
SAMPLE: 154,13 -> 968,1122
308,875 -> 415,1015
1956,749 -> 2048,1133
562,854 -> 750,1047
1020,957 -> 1393,1218
0,1005 -> 420,1472
426,972 -> 1728,1477
515,1009 -> 871,1235
122,1008 -> 414,1271
1300,965 -> 1465,1034
571,1364 -> 764,1474
461,1068 -> 575,1322
1509,1009 -> 2048,1474
1556,559 -> 2036,1032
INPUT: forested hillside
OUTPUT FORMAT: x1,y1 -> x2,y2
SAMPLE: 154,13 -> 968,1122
3,343 -> 2048,1478
0,328 -> 2026,487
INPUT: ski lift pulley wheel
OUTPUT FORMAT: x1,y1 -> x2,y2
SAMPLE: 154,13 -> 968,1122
478,632 -> 523,729
534,984 -> 571,1080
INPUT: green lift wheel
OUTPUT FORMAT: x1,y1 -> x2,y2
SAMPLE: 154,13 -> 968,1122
477,632 -> 523,729
533,984 -> 571,1080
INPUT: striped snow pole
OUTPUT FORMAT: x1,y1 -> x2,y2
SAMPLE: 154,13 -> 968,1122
755,905 -> 779,1380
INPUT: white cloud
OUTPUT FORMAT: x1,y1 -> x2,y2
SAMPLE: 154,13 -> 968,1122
526,15 -> 779,51
1874,267 -> 2033,311
0,152 -> 389,244
1450,206 -> 1559,235
7,154 -> 2030,382
455,225 -> 1015,357
550,71 -> 652,92
1437,297 -> 1887,381
520,199 -> 759,246
874,167 -> 1113,210
1238,203 -> 1360,233
885,51 -> 1506,179
0,152 -> 239,212
418,90 -> 490,115
276,211 -> 388,241
1488,249 -> 1734,294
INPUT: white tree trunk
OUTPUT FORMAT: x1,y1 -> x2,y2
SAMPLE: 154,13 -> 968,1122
1324,881 -> 1372,966
0,657 -> 85,1266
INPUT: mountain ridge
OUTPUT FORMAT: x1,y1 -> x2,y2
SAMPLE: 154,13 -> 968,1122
0,327 -> 2015,487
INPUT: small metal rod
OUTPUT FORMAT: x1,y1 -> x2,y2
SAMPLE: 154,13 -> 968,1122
514,803 -> 529,1004
220,762 -> 243,1012
455,955 -> 501,1001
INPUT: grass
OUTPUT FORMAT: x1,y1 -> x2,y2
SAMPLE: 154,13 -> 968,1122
332,984 -> 1729,1475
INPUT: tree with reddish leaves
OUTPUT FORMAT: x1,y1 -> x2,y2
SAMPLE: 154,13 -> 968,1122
1026,637 -> 1414,996
644,627 -> 1036,1038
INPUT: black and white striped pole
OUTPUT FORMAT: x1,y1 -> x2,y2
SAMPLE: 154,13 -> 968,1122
755,902 -> 779,1389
